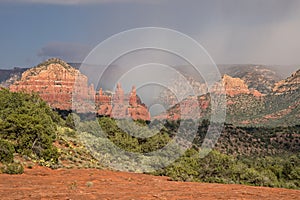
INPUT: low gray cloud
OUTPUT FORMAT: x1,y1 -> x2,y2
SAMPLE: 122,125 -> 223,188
37,42 -> 92,62
192,0 -> 300,66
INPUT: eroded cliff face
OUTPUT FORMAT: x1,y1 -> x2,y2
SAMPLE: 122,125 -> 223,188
273,69 -> 300,94
10,58 -> 150,121
222,74 -> 262,97
10,59 -> 81,110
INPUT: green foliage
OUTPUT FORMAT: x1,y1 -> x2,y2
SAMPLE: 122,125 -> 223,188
65,113 -> 80,129
159,149 -> 300,189
94,117 -> 171,153
164,149 -> 199,182
226,88 -> 300,126
77,117 -> 299,189
0,89 -> 59,163
0,139 -> 15,163
1,162 -> 24,174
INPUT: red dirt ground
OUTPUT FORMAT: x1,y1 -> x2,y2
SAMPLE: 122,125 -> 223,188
0,166 -> 299,200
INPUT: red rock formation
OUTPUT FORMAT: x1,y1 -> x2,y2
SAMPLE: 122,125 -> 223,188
10,58 -> 151,121
103,84 -> 150,121
10,58 -> 86,110
129,86 -> 138,107
222,74 -> 262,97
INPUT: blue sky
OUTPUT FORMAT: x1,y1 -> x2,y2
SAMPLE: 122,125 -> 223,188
0,0 -> 300,68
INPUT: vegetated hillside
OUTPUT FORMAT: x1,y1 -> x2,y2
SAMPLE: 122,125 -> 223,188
0,89 -> 102,174
226,69 -> 300,126
75,116 -> 300,189
157,120 -> 299,189
226,89 -> 299,126
205,123 -> 300,156
0,89 -> 61,173
160,68 -> 300,127
273,69 -> 300,94
223,88 -> 298,126
219,64 -> 283,94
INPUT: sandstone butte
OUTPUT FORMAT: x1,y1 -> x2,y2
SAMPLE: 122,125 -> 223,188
9,58 -> 150,121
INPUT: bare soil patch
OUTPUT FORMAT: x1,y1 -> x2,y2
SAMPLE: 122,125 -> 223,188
0,166 -> 299,200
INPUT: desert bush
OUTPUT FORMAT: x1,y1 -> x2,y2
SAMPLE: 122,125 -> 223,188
0,139 -> 15,163
0,89 -> 59,162
156,148 -> 300,189
1,163 -> 24,174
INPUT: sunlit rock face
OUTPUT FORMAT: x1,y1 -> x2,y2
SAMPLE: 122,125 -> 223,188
222,74 -> 262,97
10,58 -> 150,121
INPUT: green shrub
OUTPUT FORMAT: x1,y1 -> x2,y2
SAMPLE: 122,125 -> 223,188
1,163 -> 24,174
155,148 -> 300,189
65,113 -> 80,129
0,89 -> 59,163
0,139 -> 15,163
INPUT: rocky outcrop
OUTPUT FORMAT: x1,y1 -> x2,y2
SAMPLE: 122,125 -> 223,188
222,74 -> 262,97
97,85 -> 150,121
10,58 -> 150,121
220,65 -> 282,94
273,69 -> 300,94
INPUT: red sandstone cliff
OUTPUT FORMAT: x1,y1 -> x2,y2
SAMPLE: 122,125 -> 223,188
222,74 -> 262,97
10,58 -> 150,121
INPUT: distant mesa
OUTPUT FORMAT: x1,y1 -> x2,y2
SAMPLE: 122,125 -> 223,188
9,58 -> 150,121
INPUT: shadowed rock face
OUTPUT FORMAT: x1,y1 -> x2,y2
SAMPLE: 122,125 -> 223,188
10,58 -> 150,121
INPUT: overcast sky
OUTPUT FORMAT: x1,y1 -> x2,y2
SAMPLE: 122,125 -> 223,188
0,0 -> 300,68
